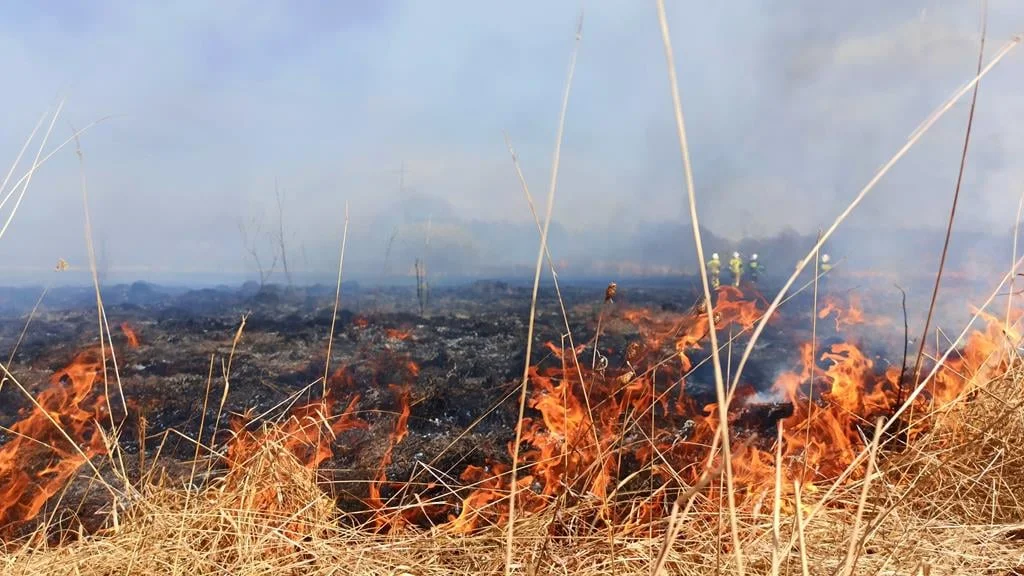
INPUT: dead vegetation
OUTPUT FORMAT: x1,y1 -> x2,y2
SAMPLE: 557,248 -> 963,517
0,354 -> 1023,575
2,5 -> 1024,575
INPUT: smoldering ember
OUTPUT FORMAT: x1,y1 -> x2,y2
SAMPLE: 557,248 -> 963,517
0,271 -> 1013,542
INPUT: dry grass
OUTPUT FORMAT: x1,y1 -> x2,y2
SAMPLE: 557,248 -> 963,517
1,357 -> 1023,575
3,12 -> 1024,576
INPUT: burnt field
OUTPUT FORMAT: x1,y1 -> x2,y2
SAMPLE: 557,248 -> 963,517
0,276 -> 923,537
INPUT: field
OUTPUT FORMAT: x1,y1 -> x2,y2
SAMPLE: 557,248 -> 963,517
2,6 -> 1024,575
0,275 -> 1023,575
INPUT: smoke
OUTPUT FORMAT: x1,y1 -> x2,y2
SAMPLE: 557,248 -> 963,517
0,1 -> 1022,285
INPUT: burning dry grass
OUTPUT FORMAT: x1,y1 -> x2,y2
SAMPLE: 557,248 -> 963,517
1,344 -> 1024,575
2,16 -> 1023,575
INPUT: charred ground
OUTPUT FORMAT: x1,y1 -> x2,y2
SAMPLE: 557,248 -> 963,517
0,276 -> 912,538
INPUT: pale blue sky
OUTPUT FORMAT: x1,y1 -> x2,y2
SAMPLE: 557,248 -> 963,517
0,1 -> 1022,281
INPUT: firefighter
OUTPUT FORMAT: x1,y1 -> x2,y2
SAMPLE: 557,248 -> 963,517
820,253 -> 832,274
729,251 -> 743,287
749,253 -> 762,283
707,253 -> 721,289
729,251 -> 745,286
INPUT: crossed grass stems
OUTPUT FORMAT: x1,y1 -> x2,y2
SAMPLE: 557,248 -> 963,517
0,9 -> 1023,576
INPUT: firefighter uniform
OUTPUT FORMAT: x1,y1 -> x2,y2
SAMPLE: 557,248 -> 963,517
729,252 -> 743,287
749,254 -> 762,283
820,254 -> 832,275
707,253 -> 721,289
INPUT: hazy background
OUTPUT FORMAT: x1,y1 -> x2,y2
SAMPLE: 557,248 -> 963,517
1,1 -> 1023,286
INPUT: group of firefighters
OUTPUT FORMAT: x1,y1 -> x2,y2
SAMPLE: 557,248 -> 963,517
706,252 -> 831,288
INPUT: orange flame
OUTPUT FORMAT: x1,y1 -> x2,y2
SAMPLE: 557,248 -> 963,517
227,392 -> 367,472
817,294 -> 891,331
386,328 -> 413,341
368,380 -> 413,530
0,351 -> 109,535
443,286 -> 1021,532
120,323 -> 140,348
9,283 -> 1015,538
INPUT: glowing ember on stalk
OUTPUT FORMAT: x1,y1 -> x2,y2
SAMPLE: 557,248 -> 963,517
0,351 -> 108,534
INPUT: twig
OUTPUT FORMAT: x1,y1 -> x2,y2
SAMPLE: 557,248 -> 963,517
909,0 -> 989,394
73,124 -> 129,494
324,201 -> 351,396
654,2 -> 742,573
0,101 -> 63,242
651,466 -> 721,576
592,301 -> 607,370
770,421 -> 784,576
0,284 -> 48,395
1007,191 -> 1024,370
793,481 -> 810,576
755,37 -> 1021,566
505,13 -> 583,576
894,284 -> 910,413
801,231 -> 822,483
0,109 -> 47,210
837,418 -> 884,576
504,131 -> 607,516
724,37 -> 1019,445
274,178 -> 293,288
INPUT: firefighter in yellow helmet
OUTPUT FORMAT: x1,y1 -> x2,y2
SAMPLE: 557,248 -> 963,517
729,251 -> 743,287
748,253 -> 762,284
820,253 -> 832,274
707,253 -> 721,289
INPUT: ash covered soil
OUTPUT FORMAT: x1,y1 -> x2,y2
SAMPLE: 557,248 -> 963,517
0,277 -> 908,530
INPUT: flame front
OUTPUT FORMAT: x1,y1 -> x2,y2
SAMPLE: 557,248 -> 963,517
0,351 -> 109,535
2,286 -> 1016,539
444,287 -> 1020,531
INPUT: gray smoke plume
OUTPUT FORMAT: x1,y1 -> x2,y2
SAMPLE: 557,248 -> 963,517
0,1 -> 1021,286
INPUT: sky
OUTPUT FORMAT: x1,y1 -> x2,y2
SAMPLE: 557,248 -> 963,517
0,1 -> 1023,283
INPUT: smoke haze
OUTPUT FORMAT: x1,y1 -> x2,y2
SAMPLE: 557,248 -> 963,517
1,1 -> 1023,284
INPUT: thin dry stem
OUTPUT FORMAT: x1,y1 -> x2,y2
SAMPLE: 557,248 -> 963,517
324,201 -> 351,395
654,1 -> 742,573
505,13 -> 583,575
727,37 -> 1020,432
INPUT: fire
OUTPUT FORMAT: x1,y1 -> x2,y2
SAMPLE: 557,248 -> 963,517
0,351 -> 109,535
219,391 -> 366,547
227,392 -> 367,472
386,328 -> 413,341
447,463 -> 511,533
817,294 -> 891,331
5,283 -> 1016,540
714,286 -> 764,331
368,381 -> 413,530
120,322 -> 140,348
442,285 -> 1021,532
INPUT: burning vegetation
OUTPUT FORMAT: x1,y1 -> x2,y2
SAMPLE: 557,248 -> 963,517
1,278 -> 1024,574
